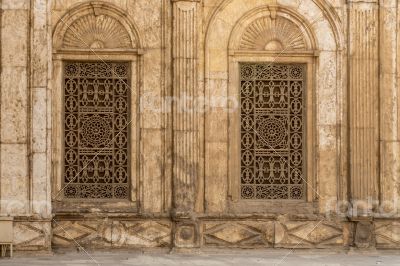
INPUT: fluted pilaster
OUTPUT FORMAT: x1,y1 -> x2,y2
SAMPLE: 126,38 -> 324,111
172,0 -> 200,215
348,2 -> 380,211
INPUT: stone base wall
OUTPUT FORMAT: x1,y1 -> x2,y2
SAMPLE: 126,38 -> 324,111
28,217 -> 397,250
202,220 -> 347,248
51,218 -> 172,249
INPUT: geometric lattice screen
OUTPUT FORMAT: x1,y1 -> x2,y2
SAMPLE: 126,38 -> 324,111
63,62 -> 130,199
240,63 -> 306,200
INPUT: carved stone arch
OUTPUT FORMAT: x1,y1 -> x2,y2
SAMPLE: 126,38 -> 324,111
228,6 -> 318,52
53,1 -> 143,51
205,0 -> 345,52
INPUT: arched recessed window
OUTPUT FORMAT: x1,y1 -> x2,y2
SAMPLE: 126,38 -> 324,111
227,8 -> 317,206
52,2 -> 142,209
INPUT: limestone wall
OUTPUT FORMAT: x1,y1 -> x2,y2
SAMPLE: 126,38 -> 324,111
0,0 -> 399,251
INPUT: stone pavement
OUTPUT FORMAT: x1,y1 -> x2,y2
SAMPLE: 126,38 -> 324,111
0,250 -> 399,266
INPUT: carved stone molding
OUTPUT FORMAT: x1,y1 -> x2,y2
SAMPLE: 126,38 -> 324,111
375,221 -> 400,249
239,16 -> 306,51
14,221 -> 51,251
53,2 -> 141,51
227,6 -> 317,52
174,222 -> 199,248
52,220 -> 171,248
201,220 -> 345,248
354,221 -> 375,248
274,221 -> 344,248
202,221 -> 274,247
62,14 -> 132,49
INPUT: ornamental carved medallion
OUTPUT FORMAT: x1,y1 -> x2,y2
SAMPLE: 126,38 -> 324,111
63,62 -> 130,199
240,63 -> 306,200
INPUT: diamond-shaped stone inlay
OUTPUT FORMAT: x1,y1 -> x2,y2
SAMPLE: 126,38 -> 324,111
210,224 -> 258,243
14,222 -> 51,251
130,222 -> 170,243
203,221 -> 274,247
275,221 -> 343,247
375,222 -> 400,248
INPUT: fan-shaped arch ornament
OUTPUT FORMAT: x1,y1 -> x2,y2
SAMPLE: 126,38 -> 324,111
62,14 -> 133,49
239,16 -> 307,51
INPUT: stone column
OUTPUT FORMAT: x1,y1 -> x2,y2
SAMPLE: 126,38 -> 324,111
171,0 -> 200,248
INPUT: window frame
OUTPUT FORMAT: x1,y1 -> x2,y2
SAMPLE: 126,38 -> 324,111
227,51 -> 318,213
51,51 -> 142,213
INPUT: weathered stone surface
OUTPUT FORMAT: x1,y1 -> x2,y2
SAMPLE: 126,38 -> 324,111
1,10 -> 28,67
52,220 -> 113,248
52,220 -> 171,248
275,221 -> 344,248
1,67 -> 28,143
0,144 -> 29,215
375,221 -> 400,249
2,0 -> 400,253
354,221 -> 374,248
14,221 -> 51,251
202,221 -> 274,247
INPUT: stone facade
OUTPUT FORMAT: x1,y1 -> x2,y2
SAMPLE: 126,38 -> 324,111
0,0 -> 400,252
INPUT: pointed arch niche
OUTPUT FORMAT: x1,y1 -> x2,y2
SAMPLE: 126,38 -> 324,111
51,2 -> 143,212
203,1 -> 345,215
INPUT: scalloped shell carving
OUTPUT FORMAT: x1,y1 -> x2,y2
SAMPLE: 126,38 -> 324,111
239,17 -> 306,51
62,14 -> 133,49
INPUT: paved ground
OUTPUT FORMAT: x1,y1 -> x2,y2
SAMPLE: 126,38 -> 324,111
0,249 -> 399,266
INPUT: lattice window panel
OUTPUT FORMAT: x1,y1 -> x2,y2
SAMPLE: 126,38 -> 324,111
63,62 -> 130,199
240,63 -> 306,200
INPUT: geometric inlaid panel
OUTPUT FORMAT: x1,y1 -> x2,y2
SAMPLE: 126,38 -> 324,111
375,221 -> 400,249
111,221 -> 171,247
63,62 -> 130,199
274,221 -> 343,248
202,221 -> 274,247
14,222 -> 51,251
240,63 -> 306,200
202,220 -> 344,249
52,220 -> 171,248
